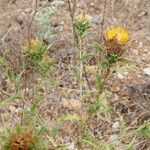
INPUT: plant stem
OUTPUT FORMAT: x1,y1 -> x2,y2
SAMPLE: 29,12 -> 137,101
83,66 -> 91,91
28,0 -> 38,40
79,37 -> 83,98
67,0 -> 78,44
21,60 -> 28,125
100,0 -> 107,42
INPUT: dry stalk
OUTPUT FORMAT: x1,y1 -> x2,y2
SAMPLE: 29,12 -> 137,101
100,0 -> 107,42
27,0 -> 38,41
67,0 -> 78,44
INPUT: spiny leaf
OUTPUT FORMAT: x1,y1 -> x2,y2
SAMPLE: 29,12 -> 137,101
58,114 -> 83,124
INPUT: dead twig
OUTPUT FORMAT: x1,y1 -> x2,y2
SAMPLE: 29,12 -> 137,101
1,27 -> 13,49
27,0 -> 38,41
67,0 -> 78,44
100,0 -> 107,42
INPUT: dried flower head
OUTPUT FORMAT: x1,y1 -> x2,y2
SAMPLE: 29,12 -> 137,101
2,125 -> 47,150
27,39 -> 43,51
10,129 -> 33,150
104,26 -> 130,45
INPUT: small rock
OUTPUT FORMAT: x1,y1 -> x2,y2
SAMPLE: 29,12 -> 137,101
51,0 -> 65,7
91,2 -> 94,6
117,72 -> 128,79
76,1 -> 86,8
24,8 -> 32,14
117,73 -> 124,79
143,68 -> 150,76
112,121 -> 120,130
9,106 -> 16,113
137,11 -> 147,18
57,26 -> 64,32
16,12 -> 26,25
92,15 -> 103,25
138,42 -> 143,48
66,140 -> 75,150
15,107 -> 22,115
62,98 -> 82,112
109,134 -> 120,145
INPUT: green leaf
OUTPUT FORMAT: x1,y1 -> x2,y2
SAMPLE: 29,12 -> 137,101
125,137 -> 136,150
15,72 -> 23,87
100,54 -> 119,69
37,126 -> 47,136
91,42 -> 104,51
95,74 -> 104,92
58,114 -> 83,124
87,92 -> 110,114
0,95 -> 22,107
80,53 -> 95,63
30,96 -> 44,112
6,68 -> 14,82
74,18 -> 91,37
137,121 -> 150,139
51,125 -> 60,140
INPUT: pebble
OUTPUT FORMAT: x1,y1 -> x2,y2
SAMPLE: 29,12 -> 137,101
91,2 -> 94,6
109,134 -> 120,145
143,68 -> 150,76
15,107 -> 22,115
24,8 -> 32,14
117,73 -> 125,79
9,106 -> 16,113
138,42 -> 143,48
16,12 -> 26,25
92,15 -> 103,25
112,121 -> 120,130
66,141 -> 75,150
117,72 -> 128,79
137,11 -> 147,18
51,0 -> 65,7
62,98 -> 82,112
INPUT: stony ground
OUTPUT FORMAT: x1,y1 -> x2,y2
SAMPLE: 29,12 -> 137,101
0,0 -> 150,149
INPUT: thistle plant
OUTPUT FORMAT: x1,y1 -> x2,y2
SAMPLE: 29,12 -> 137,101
0,38 -> 54,149
23,38 -> 54,73
50,11 -> 132,148
98,26 -> 130,93
0,23 -> 132,149
74,11 -> 91,97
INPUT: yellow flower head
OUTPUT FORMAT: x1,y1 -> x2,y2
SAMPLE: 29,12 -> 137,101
27,39 -> 42,51
105,26 -> 130,45
76,11 -> 86,21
